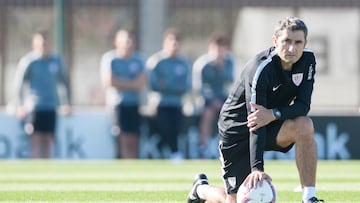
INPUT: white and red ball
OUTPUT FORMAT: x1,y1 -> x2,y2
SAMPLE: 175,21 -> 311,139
236,179 -> 276,203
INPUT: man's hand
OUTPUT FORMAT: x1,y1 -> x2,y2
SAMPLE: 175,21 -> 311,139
243,170 -> 272,189
247,103 -> 276,132
16,107 -> 26,120
59,105 -> 72,116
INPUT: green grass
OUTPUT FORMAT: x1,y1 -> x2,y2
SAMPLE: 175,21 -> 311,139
0,160 -> 359,202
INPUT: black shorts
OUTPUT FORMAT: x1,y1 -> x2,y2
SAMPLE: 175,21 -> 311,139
219,120 -> 294,194
114,104 -> 141,134
155,106 -> 183,152
26,109 -> 57,134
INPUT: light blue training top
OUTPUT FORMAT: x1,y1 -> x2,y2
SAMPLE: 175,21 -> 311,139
146,51 -> 191,107
15,51 -> 71,111
192,53 -> 234,102
101,50 -> 145,106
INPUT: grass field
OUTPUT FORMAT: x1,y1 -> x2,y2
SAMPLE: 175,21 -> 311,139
0,160 -> 359,203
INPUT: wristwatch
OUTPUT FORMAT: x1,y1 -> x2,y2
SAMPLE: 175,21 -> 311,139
272,108 -> 282,120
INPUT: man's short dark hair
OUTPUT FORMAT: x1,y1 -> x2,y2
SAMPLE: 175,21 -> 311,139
163,27 -> 181,41
208,33 -> 229,47
274,17 -> 308,39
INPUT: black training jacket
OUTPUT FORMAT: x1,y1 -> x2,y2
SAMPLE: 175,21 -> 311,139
218,46 -> 316,171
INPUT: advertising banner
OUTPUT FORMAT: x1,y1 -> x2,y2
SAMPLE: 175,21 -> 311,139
0,111 -> 359,160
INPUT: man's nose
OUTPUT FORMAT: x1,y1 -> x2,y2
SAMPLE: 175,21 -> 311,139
288,44 -> 296,52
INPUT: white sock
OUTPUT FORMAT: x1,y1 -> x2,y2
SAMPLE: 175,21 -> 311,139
196,184 -> 207,200
302,187 -> 316,202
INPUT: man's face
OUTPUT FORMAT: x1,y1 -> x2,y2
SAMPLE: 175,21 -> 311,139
209,43 -> 226,60
32,33 -> 49,56
115,31 -> 132,50
273,29 -> 306,69
163,34 -> 179,56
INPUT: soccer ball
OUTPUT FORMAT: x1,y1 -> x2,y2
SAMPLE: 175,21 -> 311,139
236,179 -> 276,203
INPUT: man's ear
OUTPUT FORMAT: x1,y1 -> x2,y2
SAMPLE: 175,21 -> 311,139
272,35 -> 277,47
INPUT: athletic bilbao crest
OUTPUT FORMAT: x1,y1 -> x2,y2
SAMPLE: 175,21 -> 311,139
228,177 -> 237,188
292,73 -> 303,86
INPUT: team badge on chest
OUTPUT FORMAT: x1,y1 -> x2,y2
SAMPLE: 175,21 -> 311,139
292,73 -> 303,86
49,62 -> 59,74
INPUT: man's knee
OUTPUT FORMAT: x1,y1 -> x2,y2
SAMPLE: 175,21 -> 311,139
295,116 -> 314,133
292,116 -> 314,141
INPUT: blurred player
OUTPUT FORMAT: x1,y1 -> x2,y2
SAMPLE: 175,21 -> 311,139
14,31 -> 72,158
192,33 -> 234,158
146,28 -> 190,159
100,29 -> 146,158
187,17 -> 324,203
